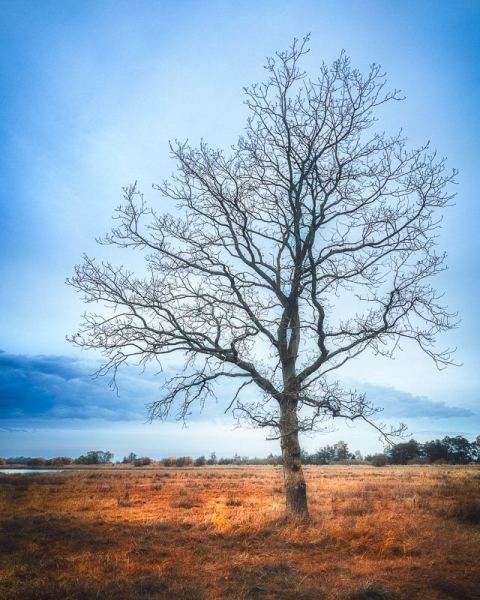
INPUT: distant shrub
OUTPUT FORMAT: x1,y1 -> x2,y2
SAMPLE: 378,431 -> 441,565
134,457 -> 152,467
122,452 -> 137,464
161,457 -> 177,467
407,456 -> 429,465
26,457 -> 46,467
206,452 -> 217,465
45,457 -> 73,466
194,456 -> 207,467
75,450 -> 114,464
176,456 -> 194,467
0,458 -> 6,465
370,454 -> 388,467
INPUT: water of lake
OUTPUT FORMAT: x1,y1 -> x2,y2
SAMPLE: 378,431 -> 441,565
0,469 -> 64,474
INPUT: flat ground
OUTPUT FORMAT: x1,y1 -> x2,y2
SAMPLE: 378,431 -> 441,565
0,465 -> 479,600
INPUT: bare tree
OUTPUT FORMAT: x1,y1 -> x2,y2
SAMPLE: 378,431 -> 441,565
69,37 -> 457,516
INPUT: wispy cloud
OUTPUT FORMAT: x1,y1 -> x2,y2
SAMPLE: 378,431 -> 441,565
355,382 -> 474,419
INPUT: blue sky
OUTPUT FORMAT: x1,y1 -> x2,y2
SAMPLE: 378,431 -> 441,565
1,0 -> 479,458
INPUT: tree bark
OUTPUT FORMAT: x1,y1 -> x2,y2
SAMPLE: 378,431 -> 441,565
279,401 -> 308,517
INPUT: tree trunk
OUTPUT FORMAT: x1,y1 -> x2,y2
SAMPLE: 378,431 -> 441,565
279,401 -> 308,517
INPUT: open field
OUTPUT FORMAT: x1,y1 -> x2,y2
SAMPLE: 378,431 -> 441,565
1,465 -> 479,600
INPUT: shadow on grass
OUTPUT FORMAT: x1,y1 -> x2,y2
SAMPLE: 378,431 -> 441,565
1,574 -> 205,600
0,516 -> 111,553
346,585 -> 400,600
227,561 -> 324,600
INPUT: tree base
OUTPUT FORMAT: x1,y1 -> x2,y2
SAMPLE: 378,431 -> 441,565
285,480 -> 308,517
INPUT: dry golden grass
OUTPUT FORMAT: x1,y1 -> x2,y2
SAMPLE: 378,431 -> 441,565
1,465 -> 479,599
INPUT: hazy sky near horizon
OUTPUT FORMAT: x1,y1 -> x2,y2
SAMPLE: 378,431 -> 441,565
1,0 -> 479,458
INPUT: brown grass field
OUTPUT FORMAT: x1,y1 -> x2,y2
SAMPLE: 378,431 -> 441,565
1,465 -> 479,600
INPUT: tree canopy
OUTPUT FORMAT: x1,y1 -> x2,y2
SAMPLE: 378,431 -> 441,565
69,36 -> 456,514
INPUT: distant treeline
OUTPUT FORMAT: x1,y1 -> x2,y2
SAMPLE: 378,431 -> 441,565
1,435 -> 479,468
375,435 -> 480,466
0,450 -> 115,467
302,436 -> 480,466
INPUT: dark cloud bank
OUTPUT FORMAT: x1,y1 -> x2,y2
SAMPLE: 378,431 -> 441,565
0,351 -> 147,421
0,351 -> 474,423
